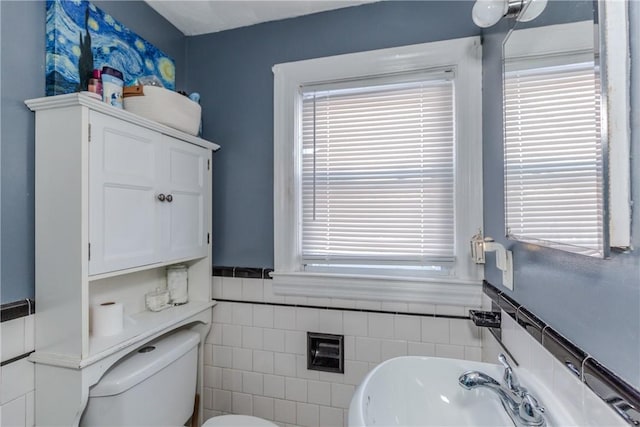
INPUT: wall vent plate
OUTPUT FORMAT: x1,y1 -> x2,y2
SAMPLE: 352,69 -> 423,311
307,332 -> 344,373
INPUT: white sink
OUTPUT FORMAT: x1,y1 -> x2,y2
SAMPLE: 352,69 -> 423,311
348,356 -> 518,427
348,355 -> 627,427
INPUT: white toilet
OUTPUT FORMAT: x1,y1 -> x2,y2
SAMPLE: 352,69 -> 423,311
81,329 -> 201,426
80,328 -> 277,427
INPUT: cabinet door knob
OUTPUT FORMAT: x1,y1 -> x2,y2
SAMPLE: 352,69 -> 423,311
166,194 -> 173,203
157,193 -> 166,202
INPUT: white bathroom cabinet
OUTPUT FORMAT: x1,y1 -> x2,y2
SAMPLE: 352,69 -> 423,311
89,112 -> 209,275
26,93 -> 220,427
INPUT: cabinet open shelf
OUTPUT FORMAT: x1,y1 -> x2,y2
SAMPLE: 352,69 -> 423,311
86,300 -> 215,367
30,300 -> 215,369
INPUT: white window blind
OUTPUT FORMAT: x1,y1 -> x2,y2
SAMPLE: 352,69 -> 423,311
301,75 -> 455,271
504,62 -> 603,256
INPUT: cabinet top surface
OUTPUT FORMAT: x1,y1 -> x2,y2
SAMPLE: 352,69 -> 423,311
26,93 -> 220,151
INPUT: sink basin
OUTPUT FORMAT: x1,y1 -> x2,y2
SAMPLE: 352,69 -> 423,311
348,356 -> 515,427
349,355 -> 627,427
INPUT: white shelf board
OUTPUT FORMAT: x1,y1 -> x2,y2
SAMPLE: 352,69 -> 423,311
88,255 -> 207,282
29,300 -> 215,369
86,300 -> 215,366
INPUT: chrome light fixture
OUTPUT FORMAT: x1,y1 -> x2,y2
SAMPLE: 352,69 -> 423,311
472,0 -> 548,28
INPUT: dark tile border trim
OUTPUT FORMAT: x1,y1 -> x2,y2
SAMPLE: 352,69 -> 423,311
213,266 -> 273,280
583,358 -> 640,424
517,307 -> 545,343
1,299 -> 35,322
212,266 -> 234,277
499,292 -> 519,319
213,298 -> 470,320
483,281 -> 640,426
1,351 -> 34,367
542,327 -> 586,378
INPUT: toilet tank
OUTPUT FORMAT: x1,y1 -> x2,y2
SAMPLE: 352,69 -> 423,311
81,329 -> 200,427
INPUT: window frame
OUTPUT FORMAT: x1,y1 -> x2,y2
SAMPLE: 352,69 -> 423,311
272,37 -> 484,305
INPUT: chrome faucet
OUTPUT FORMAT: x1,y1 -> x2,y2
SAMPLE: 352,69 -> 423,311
459,354 -> 546,427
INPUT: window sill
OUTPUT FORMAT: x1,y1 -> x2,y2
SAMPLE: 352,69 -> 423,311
270,271 -> 483,307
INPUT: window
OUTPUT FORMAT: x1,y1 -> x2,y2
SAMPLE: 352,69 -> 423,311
301,75 -> 455,276
273,37 -> 483,305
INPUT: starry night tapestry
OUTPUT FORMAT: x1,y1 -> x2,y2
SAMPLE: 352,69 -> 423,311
45,0 -> 176,96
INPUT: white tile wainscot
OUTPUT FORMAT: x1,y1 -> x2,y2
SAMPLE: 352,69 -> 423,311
482,308 -> 626,427
207,277 -> 483,427
1,314 -> 36,427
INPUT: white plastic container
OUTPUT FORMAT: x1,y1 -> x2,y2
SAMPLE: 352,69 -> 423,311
124,86 -> 202,135
145,288 -> 171,312
167,264 -> 188,305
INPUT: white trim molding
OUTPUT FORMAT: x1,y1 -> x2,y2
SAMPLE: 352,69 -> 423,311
270,272 -> 483,306
26,93 -> 220,152
272,37 -> 483,305
603,0 -> 631,249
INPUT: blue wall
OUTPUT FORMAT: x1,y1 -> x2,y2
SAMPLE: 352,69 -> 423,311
482,2 -> 640,388
186,0 -> 480,268
0,0 -> 186,303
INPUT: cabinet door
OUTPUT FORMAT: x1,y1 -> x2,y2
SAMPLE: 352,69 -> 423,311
162,136 -> 209,261
89,111 -> 163,275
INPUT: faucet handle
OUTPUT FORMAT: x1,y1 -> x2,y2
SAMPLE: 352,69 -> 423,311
498,353 -> 511,369
523,393 -> 544,413
498,353 -> 522,393
519,393 -> 546,426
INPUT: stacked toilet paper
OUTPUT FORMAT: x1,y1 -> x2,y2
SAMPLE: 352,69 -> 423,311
91,302 -> 124,337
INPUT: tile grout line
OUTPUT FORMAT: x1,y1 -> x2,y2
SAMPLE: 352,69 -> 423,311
0,351 -> 34,367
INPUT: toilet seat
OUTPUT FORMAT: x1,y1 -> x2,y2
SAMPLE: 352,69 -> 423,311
202,415 -> 278,427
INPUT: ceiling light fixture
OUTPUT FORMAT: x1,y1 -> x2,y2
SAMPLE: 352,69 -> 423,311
471,0 -> 548,28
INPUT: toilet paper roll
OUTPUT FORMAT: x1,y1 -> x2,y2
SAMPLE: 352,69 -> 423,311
91,302 -> 124,337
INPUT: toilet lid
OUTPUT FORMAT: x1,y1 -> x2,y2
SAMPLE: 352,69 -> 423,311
202,415 -> 277,427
